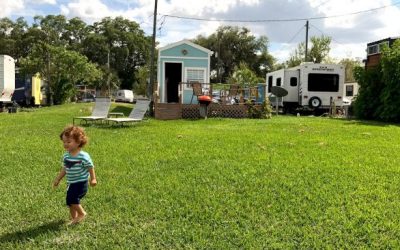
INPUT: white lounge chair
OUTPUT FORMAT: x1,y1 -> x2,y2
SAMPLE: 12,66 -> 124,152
105,99 -> 150,126
73,97 -> 112,125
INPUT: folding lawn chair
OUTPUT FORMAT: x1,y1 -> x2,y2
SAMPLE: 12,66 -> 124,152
105,99 -> 151,126
73,97 -> 111,125
190,82 -> 203,104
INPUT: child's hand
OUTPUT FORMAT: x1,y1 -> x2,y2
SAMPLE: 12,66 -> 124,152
53,179 -> 60,188
90,178 -> 97,187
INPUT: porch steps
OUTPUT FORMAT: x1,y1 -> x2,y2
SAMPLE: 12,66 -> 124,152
155,103 -> 182,120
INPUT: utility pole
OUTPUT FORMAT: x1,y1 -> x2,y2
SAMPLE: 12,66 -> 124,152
107,48 -> 110,97
148,0 -> 158,103
305,20 -> 309,62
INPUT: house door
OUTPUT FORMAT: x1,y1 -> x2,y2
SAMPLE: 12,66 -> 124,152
165,62 -> 182,103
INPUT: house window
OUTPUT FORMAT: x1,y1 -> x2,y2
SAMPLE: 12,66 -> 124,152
367,45 -> 378,55
346,85 -> 354,96
187,69 -> 205,83
186,68 -> 208,92
290,77 -> 297,87
276,77 -> 281,86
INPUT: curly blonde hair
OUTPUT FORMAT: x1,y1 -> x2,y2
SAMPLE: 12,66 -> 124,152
60,125 -> 88,147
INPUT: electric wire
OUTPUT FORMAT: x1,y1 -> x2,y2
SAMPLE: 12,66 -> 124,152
159,1 -> 400,23
309,23 -> 344,45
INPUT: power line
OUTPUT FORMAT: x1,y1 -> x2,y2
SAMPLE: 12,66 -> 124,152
313,0 -> 332,9
286,25 -> 306,44
274,24 -> 306,59
309,23 -> 344,45
160,1 -> 400,23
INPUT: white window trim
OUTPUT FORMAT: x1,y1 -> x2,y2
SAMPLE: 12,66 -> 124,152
184,67 -> 208,90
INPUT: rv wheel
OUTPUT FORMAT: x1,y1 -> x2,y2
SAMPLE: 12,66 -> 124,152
309,97 -> 322,108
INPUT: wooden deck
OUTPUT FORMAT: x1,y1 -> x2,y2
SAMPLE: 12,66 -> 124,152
153,83 -> 265,120
155,103 -> 259,120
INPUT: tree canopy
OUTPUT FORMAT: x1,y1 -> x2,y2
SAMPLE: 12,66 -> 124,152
354,40 -> 400,122
192,26 -> 275,83
286,35 -> 332,67
0,15 -> 152,104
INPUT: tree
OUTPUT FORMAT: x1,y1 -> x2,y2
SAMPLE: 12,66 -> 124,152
134,66 -> 149,96
0,15 -> 152,102
308,36 -> 331,63
287,42 -> 305,67
20,44 -> 102,104
286,35 -> 332,67
33,15 -> 68,46
353,40 -> 400,122
84,17 -> 152,91
339,58 -> 362,83
62,17 -> 89,53
353,65 -> 383,120
379,40 -> 400,122
0,17 -> 16,57
227,62 -> 260,87
193,26 -> 274,83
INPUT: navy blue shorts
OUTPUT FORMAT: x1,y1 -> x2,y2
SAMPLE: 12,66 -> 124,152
66,181 -> 88,206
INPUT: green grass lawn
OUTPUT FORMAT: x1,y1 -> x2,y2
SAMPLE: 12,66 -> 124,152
1,103 -> 400,249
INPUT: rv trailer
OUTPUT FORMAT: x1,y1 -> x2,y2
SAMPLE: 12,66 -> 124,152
266,63 -> 344,113
0,55 -> 15,110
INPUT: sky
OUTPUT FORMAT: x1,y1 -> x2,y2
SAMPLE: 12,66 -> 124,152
1,0 -> 400,63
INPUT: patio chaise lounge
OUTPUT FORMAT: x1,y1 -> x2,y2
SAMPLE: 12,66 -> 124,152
73,97 -> 112,125
105,99 -> 150,126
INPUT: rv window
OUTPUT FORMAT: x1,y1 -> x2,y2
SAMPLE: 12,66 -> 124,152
290,77 -> 297,87
346,85 -> 354,96
268,76 -> 273,92
308,73 -> 339,92
276,78 -> 281,86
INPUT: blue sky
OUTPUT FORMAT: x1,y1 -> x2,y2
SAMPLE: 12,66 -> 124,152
2,0 -> 400,62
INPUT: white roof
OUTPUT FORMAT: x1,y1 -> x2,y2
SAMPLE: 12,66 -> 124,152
159,39 -> 213,55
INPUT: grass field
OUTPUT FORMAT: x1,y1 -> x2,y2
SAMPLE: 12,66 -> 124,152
1,103 -> 400,249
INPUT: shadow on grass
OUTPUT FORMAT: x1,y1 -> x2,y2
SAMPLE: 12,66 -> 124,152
342,119 -> 400,127
94,120 -> 150,130
110,106 -> 132,116
0,220 -> 64,243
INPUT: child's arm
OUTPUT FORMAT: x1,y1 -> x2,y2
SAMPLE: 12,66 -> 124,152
53,168 -> 66,188
89,167 -> 97,187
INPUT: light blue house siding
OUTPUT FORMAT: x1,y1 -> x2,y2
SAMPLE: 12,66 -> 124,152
157,40 -> 213,104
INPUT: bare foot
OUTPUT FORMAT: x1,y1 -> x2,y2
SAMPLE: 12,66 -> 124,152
71,213 -> 87,225
66,220 -> 75,226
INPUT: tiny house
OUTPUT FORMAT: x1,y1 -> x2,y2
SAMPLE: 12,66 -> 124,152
157,40 -> 213,104
14,72 -> 45,106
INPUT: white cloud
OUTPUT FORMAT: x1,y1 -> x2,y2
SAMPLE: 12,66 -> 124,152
0,0 -> 24,17
60,0 -> 111,23
27,0 -> 57,4
3,0 -> 400,62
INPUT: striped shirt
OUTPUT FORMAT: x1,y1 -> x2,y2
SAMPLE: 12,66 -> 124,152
62,151 -> 94,184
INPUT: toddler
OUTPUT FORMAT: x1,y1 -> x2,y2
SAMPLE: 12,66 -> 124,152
53,125 -> 97,225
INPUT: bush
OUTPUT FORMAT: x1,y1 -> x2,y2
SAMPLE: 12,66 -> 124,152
353,40 -> 400,122
247,99 -> 272,119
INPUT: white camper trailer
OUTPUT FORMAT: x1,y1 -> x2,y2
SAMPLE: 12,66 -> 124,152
0,55 -> 15,109
266,63 -> 344,113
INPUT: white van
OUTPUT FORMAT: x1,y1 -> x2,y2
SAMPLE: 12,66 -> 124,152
115,89 -> 134,103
